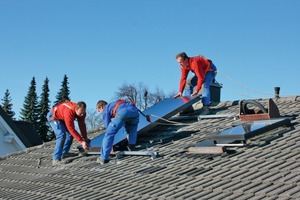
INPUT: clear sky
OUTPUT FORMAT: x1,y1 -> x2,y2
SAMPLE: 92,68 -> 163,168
0,0 -> 299,119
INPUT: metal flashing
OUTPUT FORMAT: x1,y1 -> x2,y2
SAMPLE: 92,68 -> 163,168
207,118 -> 291,144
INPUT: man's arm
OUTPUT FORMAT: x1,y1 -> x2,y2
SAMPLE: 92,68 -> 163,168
65,117 -> 89,150
64,112 -> 85,143
179,67 -> 189,92
78,116 -> 88,139
193,63 -> 205,95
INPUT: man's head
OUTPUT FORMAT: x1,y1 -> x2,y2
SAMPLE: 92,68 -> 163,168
176,52 -> 189,68
96,100 -> 108,113
75,101 -> 86,117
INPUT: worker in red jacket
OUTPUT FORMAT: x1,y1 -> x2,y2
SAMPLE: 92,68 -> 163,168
174,52 -> 217,114
47,101 -> 90,166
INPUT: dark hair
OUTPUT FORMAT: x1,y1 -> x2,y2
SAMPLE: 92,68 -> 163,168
176,52 -> 188,60
96,100 -> 108,109
76,101 -> 87,109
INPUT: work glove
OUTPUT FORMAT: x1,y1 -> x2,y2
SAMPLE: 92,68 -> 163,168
84,138 -> 91,144
145,115 -> 151,122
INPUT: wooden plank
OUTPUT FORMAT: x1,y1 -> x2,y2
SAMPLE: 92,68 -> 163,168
187,146 -> 225,154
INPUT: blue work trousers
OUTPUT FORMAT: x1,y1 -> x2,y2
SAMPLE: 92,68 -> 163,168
47,111 -> 73,161
183,62 -> 217,106
100,104 -> 139,160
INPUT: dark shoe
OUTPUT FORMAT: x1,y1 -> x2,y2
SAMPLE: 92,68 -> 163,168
200,106 -> 210,115
62,152 -> 78,159
96,157 -> 109,165
52,160 -> 65,166
127,144 -> 136,151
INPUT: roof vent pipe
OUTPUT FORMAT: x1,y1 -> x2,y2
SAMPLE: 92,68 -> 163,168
274,87 -> 280,98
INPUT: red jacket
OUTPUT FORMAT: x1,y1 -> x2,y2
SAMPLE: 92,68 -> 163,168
51,101 -> 87,143
179,56 -> 213,93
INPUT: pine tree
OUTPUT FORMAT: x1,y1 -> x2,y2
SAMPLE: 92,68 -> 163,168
1,89 -> 15,119
54,74 -> 71,104
20,77 -> 40,129
38,77 -> 52,142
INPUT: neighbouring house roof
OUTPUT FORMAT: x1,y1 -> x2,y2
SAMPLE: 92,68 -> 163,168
13,121 -> 43,147
0,96 -> 300,199
0,106 -> 42,149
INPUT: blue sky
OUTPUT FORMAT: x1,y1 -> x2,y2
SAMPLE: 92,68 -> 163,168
0,0 -> 299,119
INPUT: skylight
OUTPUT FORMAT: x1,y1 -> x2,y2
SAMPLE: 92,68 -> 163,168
207,118 -> 291,145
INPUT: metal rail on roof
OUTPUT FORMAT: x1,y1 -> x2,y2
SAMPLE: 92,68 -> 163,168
198,113 -> 238,120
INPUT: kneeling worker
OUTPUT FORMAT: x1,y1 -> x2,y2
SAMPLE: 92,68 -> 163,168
96,99 -> 140,164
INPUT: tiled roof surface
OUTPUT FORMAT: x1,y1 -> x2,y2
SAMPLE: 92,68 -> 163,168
1,96 -> 300,200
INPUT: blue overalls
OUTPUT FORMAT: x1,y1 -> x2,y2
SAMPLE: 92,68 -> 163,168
100,101 -> 139,161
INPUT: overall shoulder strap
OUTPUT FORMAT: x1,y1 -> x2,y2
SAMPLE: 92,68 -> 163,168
111,99 -> 126,118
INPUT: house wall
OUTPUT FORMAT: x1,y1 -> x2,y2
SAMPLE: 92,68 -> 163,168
0,116 -> 26,156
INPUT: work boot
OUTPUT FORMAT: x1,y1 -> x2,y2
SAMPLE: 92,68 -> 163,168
62,152 -> 78,159
52,160 -> 65,166
200,106 -> 210,115
96,157 -> 109,165
127,144 -> 136,151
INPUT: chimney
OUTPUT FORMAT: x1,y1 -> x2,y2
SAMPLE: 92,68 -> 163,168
274,87 -> 280,98
210,82 -> 222,103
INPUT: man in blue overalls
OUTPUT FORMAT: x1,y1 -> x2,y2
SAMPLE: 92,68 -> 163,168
96,99 -> 140,164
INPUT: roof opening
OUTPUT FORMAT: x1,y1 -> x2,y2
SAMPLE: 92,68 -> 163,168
188,99 -> 292,154
207,118 -> 291,145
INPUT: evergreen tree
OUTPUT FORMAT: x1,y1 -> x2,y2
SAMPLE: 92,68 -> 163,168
38,77 -> 52,142
54,74 -> 71,104
1,89 -> 15,119
20,77 -> 40,129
